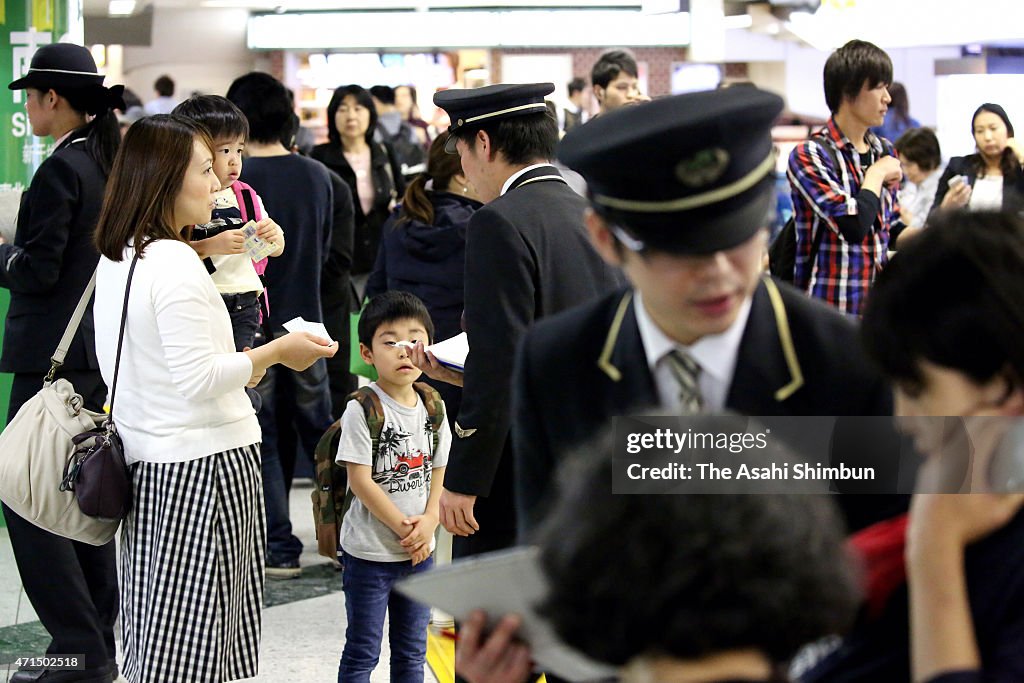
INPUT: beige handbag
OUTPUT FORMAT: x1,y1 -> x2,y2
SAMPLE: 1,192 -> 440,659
0,271 -> 120,545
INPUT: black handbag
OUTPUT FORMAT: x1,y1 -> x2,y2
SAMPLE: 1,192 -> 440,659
60,255 -> 139,521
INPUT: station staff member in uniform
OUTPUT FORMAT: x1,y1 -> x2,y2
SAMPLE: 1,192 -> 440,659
512,86 -> 902,536
431,83 -> 625,557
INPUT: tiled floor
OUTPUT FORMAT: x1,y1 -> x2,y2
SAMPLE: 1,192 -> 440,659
0,481 -> 444,683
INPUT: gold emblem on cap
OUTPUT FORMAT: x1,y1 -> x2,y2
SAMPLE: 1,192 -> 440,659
675,148 -> 730,188
457,118 -> 464,126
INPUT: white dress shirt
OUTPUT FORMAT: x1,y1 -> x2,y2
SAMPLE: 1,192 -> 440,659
634,290 -> 752,412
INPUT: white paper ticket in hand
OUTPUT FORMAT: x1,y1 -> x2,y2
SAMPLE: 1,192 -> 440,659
283,316 -> 335,344
395,546 -> 617,682
241,221 -> 278,261
426,332 -> 468,372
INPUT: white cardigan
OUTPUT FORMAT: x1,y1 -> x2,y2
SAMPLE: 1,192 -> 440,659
93,239 -> 261,464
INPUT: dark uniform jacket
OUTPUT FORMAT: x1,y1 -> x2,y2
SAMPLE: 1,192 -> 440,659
513,278 -> 900,534
0,134 -> 105,374
446,164 -> 626,541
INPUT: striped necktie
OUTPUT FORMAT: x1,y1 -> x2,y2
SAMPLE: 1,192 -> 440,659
665,349 -> 704,414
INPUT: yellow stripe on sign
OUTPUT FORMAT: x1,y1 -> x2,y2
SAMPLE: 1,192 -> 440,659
426,626 -> 454,683
33,0 -> 53,30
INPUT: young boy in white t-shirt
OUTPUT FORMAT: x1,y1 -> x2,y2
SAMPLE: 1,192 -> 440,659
336,291 -> 450,682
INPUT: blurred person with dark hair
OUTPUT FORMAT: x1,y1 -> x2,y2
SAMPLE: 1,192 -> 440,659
2,42 -> 125,683
312,84 -> 405,294
590,49 -> 646,115
432,82 -> 625,556
144,73 -> 178,115
800,210 -> 1024,682
394,84 -> 431,147
457,430 -> 861,683
366,134 -> 483,422
893,127 -> 942,236
561,76 -> 587,133
788,39 -> 904,317
931,103 -> 1024,216
870,81 -> 919,142
372,84 -> 427,180
228,71 -> 337,579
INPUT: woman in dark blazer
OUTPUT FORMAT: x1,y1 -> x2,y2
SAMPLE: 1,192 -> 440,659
1,43 -> 124,683
311,84 -> 405,292
931,103 -> 1024,218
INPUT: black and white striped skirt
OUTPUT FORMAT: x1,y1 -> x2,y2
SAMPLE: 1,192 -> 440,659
119,444 -> 265,683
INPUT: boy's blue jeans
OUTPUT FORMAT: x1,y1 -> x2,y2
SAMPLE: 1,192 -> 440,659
339,550 -> 433,683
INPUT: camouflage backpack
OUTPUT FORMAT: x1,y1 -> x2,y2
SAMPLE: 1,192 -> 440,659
312,382 -> 445,560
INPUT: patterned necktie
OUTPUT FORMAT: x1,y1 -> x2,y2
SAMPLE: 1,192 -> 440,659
665,349 -> 704,414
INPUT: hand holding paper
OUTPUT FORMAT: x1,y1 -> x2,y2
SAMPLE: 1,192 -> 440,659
283,316 -> 335,345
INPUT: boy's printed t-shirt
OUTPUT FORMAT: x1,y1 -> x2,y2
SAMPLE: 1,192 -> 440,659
337,382 -> 451,562
201,187 -> 265,294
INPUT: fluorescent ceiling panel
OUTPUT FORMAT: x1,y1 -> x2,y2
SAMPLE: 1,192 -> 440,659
247,9 -> 690,49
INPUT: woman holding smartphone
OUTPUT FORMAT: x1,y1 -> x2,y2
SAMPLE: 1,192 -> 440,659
931,103 -> 1024,216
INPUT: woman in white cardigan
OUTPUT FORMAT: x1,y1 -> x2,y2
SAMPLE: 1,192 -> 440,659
92,114 -> 336,683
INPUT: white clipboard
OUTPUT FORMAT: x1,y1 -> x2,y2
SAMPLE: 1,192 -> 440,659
395,546 -> 617,682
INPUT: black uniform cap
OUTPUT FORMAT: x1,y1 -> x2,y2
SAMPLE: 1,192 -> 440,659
434,82 -> 555,153
558,86 -> 785,255
8,43 -> 105,91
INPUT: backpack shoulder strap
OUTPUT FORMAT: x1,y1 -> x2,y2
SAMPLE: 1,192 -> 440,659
350,386 -> 386,458
413,382 -> 445,456
231,180 -> 262,223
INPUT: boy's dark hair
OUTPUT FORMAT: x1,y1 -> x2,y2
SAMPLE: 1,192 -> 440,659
172,95 -> 249,141
567,77 -> 586,97
862,211 -> 1024,395
225,72 -> 293,144
823,40 -> 892,114
535,429 -> 859,666
591,50 -> 638,90
451,111 -> 557,166
358,291 -> 435,348
894,127 -> 941,172
326,84 -> 379,147
369,85 -> 396,105
154,75 -> 175,97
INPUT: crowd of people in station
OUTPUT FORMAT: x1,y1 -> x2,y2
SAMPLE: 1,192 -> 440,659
1,33 -> 1023,683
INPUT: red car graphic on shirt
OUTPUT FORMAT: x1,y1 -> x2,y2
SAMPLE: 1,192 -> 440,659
394,451 -> 425,476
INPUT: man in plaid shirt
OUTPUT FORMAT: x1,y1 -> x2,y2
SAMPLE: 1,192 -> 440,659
788,40 -> 905,317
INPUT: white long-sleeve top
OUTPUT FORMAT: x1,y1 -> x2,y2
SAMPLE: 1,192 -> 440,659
94,239 -> 261,464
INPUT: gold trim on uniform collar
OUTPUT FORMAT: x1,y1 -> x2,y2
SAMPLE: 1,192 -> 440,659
591,152 -> 775,213
762,277 -> 804,401
596,291 -> 634,382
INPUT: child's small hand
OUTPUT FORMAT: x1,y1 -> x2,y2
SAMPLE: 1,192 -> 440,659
255,218 -> 284,252
400,513 -> 438,555
410,545 -> 431,567
205,229 -> 246,255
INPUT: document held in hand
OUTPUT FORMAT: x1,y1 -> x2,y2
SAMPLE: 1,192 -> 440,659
427,332 -> 468,372
395,546 -> 617,682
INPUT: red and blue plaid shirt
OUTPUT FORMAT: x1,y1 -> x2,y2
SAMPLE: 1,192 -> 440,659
787,118 -> 902,317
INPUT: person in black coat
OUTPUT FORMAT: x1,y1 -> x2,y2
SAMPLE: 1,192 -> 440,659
930,103 -> 1024,218
311,84 -> 405,288
512,87 -> 902,537
366,134 -> 483,424
430,83 -> 626,557
1,43 -> 124,683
